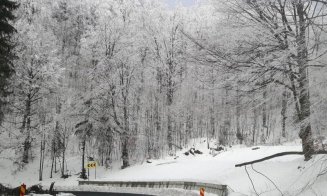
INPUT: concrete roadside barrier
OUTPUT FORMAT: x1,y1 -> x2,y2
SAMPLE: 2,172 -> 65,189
78,180 -> 228,196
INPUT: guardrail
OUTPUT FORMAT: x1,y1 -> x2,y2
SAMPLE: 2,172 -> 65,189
78,180 -> 228,196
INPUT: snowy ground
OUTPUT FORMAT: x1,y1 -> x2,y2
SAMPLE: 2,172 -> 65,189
1,139 -> 327,196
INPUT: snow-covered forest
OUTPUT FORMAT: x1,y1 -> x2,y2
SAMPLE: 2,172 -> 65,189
2,0 -> 327,195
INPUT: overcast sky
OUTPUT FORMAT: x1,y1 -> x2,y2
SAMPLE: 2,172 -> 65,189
165,0 -> 197,8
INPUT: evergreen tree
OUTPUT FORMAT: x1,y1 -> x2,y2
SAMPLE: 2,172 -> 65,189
0,0 -> 18,124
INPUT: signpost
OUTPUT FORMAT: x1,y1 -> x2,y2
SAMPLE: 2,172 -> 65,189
86,161 -> 97,180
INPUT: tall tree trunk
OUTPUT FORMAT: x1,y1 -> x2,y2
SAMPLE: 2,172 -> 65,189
167,112 -> 173,153
210,69 -> 216,139
262,87 -> 268,142
54,98 -> 61,173
50,139 -> 55,178
121,132 -> 129,169
236,85 -> 242,144
252,98 -> 257,145
61,131 -> 66,178
121,96 -> 130,169
281,89 -> 288,138
296,2 -> 314,161
22,94 -> 32,163
154,95 -> 161,159
209,96 -> 215,139
145,109 -> 152,159
167,77 -> 174,153
39,134 -> 45,181
221,86 -> 230,146
185,111 -> 192,147
80,139 -> 87,179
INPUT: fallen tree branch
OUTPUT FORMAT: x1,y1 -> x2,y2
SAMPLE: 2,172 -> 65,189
235,151 -> 327,167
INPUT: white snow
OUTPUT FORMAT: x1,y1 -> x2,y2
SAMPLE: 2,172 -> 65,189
2,139 -> 327,196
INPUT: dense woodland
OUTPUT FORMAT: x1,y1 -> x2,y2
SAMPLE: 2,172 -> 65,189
1,0 -> 327,180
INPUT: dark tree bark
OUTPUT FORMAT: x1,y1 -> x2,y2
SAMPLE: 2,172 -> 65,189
39,134 -> 45,181
22,93 -> 32,163
167,112 -> 173,152
252,98 -> 257,145
222,86 -> 231,145
50,139 -> 55,178
167,74 -> 174,153
236,85 -> 242,144
185,111 -> 193,147
121,81 -> 130,168
296,2 -> 314,161
121,132 -> 129,169
262,87 -> 268,141
61,129 -> 66,178
209,94 -> 215,140
121,99 -> 130,169
154,94 -> 161,159
79,139 -> 87,179
281,89 -> 288,138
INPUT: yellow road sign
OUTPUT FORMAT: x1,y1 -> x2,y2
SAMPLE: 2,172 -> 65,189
86,161 -> 96,168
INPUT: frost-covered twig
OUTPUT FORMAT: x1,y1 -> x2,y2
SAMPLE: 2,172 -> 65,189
251,164 -> 283,196
244,165 -> 259,196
